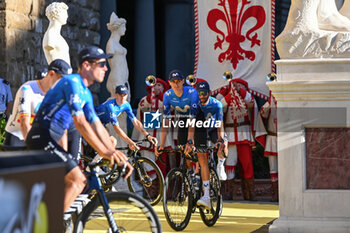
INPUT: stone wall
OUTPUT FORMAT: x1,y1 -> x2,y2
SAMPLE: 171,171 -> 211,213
0,0 -> 102,103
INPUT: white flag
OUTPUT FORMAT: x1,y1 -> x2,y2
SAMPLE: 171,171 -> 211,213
194,0 -> 274,98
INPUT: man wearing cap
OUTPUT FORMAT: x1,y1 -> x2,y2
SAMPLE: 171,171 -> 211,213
196,81 -> 228,178
95,84 -> 157,151
216,78 -> 256,201
156,70 -> 214,208
25,46 -> 133,215
156,69 -> 200,155
4,59 -> 71,146
194,80 -> 229,208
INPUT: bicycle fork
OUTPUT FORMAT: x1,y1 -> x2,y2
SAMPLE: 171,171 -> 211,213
134,160 -> 152,187
88,172 -> 120,233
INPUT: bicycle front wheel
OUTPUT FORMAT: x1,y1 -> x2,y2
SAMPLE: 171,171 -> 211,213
73,191 -> 162,233
127,157 -> 164,206
199,167 -> 223,226
163,168 -> 193,231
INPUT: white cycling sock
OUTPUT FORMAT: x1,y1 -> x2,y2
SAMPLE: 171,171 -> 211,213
203,180 -> 210,197
218,158 -> 226,166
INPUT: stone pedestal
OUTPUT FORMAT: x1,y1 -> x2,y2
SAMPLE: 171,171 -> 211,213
269,59 -> 350,233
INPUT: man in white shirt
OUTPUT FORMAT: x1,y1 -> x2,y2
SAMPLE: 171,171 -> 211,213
4,59 -> 71,146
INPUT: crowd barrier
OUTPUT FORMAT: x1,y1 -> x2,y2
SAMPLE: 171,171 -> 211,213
0,150 -> 65,232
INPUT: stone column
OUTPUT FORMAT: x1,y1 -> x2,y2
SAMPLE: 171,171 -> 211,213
269,58 -> 350,233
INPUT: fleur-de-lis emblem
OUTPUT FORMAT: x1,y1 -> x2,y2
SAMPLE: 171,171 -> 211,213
207,0 -> 266,69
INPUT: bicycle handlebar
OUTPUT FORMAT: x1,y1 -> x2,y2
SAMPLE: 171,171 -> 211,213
115,138 -> 153,151
157,145 -> 198,162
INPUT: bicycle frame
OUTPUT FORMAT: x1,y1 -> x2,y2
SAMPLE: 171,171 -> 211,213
84,166 -> 120,232
176,149 -> 198,203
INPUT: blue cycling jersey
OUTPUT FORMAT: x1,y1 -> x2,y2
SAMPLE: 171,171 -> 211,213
33,74 -> 99,129
199,96 -> 223,122
163,86 -> 200,118
95,99 -> 136,126
50,104 -> 74,137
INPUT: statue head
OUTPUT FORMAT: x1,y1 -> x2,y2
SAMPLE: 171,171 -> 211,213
107,12 -> 126,31
45,2 -> 69,23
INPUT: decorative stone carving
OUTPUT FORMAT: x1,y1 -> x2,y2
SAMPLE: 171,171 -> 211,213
106,12 -> 130,98
42,2 -> 70,65
276,0 -> 350,59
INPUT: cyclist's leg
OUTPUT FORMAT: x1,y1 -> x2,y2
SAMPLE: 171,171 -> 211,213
50,124 -> 87,208
68,127 -> 82,159
57,129 -> 68,150
195,128 -> 209,180
64,166 -> 86,212
26,126 -> 87,212
195,127 -> 211,209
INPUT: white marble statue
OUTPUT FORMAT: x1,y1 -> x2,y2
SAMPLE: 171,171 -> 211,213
106,12 -> 130,98
43,2 -> 71,65
105,12 -> 130,152
276,0 -> 350,59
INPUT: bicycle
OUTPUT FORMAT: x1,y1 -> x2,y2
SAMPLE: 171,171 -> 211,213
71,154 -> 162,233
161,144 -> 223,231
0,144 -> 162,232
84,139 -> 165,206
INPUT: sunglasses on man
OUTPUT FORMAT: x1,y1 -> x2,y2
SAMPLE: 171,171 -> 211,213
89,60 -> 107,68
199,91 -> 209,96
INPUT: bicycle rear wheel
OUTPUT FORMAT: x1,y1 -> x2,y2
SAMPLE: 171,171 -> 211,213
199,167 -> 223,226
73,191 -> 162,233
163,168 -> 193,231
127,157 -> 164,206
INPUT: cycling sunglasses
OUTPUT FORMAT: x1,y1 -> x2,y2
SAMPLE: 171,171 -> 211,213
199,91 -> 209,96
89,60 -> 107,68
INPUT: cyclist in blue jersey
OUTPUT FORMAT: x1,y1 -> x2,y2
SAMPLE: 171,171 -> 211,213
95,84 -> 157,150
196,81 -> 228,185
156,70 -> 209,204
155,70 -> 200,156
26,46 -> 133,214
